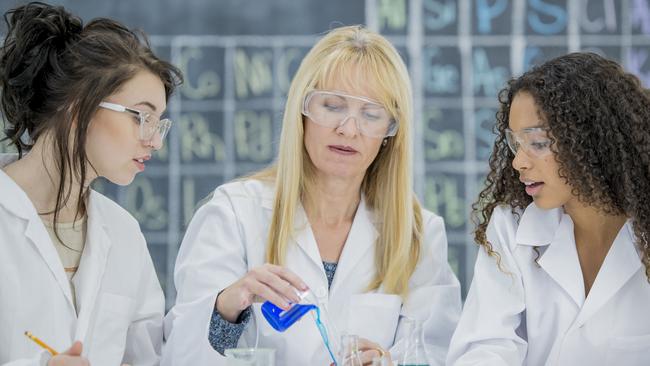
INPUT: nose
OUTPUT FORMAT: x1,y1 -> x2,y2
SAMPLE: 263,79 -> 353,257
511,147 -> 532,172
336,115 -> 360,138
145,130 -> 164,150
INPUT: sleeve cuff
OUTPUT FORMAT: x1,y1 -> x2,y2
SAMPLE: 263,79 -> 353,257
207,306 -> 252,355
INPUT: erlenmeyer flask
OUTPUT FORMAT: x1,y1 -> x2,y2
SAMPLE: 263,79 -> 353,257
398,318 -> 430,366
261,290 -> 317,331
339,333 -> 363,366
371,355 -> 390,366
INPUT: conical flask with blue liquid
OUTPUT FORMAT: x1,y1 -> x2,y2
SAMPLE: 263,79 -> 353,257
261,290 -> 339,365
261,290 -> 317,331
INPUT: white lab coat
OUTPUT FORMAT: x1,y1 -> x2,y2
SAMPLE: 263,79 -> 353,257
447,203 -> 650,366
162,179 -> 461,366
0,155 -> 164,366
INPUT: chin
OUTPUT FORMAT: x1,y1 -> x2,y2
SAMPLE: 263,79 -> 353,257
106,173 -> 136,186
532,197 -> 563,210
323,168 -> 362,180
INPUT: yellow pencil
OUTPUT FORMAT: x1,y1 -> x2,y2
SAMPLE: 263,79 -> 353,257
24,331 -> 59,356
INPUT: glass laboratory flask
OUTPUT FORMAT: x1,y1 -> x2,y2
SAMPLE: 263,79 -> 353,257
371,355 -> 391,366
261,290 -> 317,331
339,333 -> 363,366
398,318 -> 430,366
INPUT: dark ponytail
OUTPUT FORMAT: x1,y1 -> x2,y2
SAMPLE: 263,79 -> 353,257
1,2 -> 82,155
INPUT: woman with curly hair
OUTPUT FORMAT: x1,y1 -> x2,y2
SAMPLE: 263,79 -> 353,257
447,52 -> 650,366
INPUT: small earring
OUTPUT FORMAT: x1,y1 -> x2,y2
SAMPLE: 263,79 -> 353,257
382,138 -> 388,147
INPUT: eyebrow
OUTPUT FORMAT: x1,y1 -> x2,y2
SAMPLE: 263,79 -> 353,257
133,101 -> 158,112
526,124 -> 545,129
512,123 -> 546,132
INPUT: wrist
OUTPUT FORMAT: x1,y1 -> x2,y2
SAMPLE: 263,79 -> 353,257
215,288 -> 242,323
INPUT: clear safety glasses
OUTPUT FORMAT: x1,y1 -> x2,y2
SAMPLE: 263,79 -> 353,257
505,127 -> 553,158
302,90 -> 398,138
98,102 -> 172,142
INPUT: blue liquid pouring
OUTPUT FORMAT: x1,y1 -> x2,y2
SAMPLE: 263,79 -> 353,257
313,307 -> 338,366
261,302 -> 337,365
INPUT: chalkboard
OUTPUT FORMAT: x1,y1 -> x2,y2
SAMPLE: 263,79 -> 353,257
1,0 -> 649,308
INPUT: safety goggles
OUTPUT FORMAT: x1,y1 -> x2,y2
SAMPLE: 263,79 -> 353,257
505,127 -> 552,158
99,102 -> 171,142
302,90 -> 398,138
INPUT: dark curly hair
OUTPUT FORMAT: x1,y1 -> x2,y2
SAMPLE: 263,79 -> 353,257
473,52 -> 650,280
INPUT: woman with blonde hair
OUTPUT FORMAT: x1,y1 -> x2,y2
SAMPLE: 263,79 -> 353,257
163,25 -> 461,365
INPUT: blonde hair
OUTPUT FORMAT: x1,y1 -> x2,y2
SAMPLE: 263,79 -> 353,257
250,25 -> 423,298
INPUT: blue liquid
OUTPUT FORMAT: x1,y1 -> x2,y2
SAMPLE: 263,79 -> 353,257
261,301 -> 337,365
313,307 -> 337,366
261,302 -> 316,332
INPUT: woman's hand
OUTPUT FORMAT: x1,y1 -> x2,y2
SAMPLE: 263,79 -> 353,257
47,341 -> 90,366
330,338 -> 392,366
358,338 -> 392,365
215,264 -> 309,322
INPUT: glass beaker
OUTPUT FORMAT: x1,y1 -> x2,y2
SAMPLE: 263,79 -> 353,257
397,318 -> 430,366
224,348 -> 275,366
339,333 -> 363,366
371,355 -> 391,366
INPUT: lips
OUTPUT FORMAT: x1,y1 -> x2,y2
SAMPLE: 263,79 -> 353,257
133,159 -> 145,172
133,155 -> 151,172
521,180 -> 544,196
328,145 -> 358,155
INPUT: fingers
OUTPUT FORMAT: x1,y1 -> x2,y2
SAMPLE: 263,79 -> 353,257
218,264 -> 309,320
246,265 -> 308,308
357,337 -> 382,352
360,349 -> 381,364
254,269 -> 300,305
49,357 -> 90,366
357,338 -> 390,365
62,341 -> 83,356
266,265 -> 309,292
48,342 -> 89,366
247,278 -> 293,309
48,341 -> 89,366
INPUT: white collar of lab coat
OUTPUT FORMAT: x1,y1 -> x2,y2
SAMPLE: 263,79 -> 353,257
0,155 -> 113,337
515,202 -> 642,322
289,192 -> 379,290
515,202 -> 563,247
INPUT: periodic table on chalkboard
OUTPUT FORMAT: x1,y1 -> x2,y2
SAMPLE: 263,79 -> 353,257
1,0 -> 649,308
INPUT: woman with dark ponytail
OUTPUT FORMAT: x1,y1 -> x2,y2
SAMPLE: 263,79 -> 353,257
0,2 -> 182,365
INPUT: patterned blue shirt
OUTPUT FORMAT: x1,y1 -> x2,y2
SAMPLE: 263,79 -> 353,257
208,261 -> 338,354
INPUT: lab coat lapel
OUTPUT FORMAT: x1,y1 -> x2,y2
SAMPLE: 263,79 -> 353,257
24,215 -> 77,310
537,215 -> 586,307
73,191 -> 112,342
293,203 -> 325,271
329,197 -> 377,292
517,203 -> 585,307
575,222 -> 642,326
0,167 -> 76,311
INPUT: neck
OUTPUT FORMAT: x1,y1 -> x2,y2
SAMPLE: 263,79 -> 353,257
3,136 -> 90,222
303,174 -> 363,226
564,199 -> 627,249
